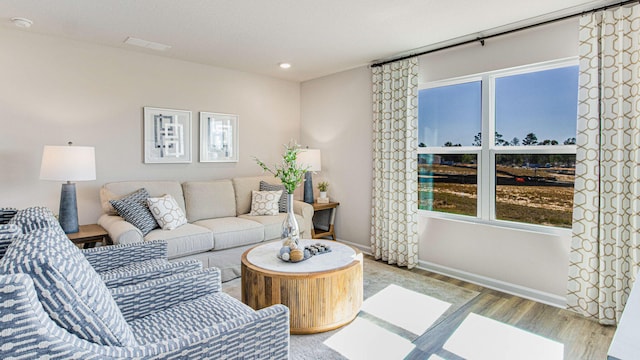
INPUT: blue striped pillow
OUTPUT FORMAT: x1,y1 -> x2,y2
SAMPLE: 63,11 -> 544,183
110,188 -> 158,236
0,208 -> 17,224
0,224 -> 22,258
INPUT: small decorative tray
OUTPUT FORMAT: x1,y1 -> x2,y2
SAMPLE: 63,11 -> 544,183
277,243 -> 332,263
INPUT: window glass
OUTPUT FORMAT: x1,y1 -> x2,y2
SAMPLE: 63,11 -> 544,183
418,61 -> 578,230
495,154 -> 575,228
418,81 -> 481,147
495,66 -> 578,146
418,154 -> 477,216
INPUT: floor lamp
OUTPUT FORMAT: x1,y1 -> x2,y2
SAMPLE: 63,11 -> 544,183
297,148 -> 321,204
40,142 -> 96,234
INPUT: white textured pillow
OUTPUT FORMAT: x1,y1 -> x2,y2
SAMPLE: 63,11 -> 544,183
249,190 -> 283,216
147,194 -> 187,230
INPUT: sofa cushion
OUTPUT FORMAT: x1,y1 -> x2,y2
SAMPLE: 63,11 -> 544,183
182,180 -> 236,222
193,217 -> 264,250
260,181 -> 288,212
239,213 -> 306,241
110,188 -> 159,235
0,225 -> 137,347
101,181 -> 185,215
144,223 -> 214,259
147,194 -> 187,230
249,190 -> 282,216
233,175 -> 282,215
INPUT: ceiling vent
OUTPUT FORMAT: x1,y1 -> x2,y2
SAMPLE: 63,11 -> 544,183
124,37 -> 171,51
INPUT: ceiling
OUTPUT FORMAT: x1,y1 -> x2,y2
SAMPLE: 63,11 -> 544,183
0,0 -> 621,82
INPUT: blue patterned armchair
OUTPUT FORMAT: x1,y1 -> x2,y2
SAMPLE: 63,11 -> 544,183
0,207 -> 290,359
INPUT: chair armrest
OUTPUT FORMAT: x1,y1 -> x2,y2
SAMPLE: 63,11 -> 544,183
111,267 -> 222,321
293,200 -> 313,237
158,304 -> 290,359
82,240 -> 168,273
100,259 -> 202,288
98,214 -> 143,245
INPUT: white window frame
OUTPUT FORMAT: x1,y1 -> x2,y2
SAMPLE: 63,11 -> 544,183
418,57 -> 577,235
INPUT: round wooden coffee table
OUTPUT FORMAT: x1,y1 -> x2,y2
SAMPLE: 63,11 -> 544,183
241,239 -> 363,334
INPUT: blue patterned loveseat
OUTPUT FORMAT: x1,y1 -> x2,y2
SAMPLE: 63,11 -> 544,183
0,207 -> 290,359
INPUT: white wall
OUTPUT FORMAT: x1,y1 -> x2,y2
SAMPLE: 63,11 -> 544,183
301,18 -> 579,306
300,66 -> 373,245
0,29 -> 300,224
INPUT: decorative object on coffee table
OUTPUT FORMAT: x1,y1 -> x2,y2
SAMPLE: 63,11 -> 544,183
278,242 -> 331,263
39,142 -> 96,234
254,141 -> 308,250
297,148 -> 322,204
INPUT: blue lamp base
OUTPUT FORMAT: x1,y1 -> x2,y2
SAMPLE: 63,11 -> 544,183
303,171 -> 314,204
59,182 -> 79,234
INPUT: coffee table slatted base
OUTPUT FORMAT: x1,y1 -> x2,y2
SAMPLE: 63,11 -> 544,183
241,251 -> 363,334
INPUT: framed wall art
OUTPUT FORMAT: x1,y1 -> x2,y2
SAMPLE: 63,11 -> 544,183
143,107 -> 192,163
199,112 -> 239,162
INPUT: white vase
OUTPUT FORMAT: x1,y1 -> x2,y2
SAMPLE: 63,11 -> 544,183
319,191 -> 327,199
281,193 -> 299,248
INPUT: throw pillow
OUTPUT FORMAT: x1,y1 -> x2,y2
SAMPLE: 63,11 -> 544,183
249,190 -> 283,216
147,194 -> 188,230
110,188 -> 158,235
259,181 -> 288,212
0,223 -> 22,259
0,207 -> 17,224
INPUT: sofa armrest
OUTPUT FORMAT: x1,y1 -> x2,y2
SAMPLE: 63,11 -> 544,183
98,214 -> 143,245
111,267 -> 222,321
100,259 -> 203,288
293,200 -> 314,237
82,240 -> 168,273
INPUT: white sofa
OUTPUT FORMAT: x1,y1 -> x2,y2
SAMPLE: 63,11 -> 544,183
98,175 -> 313,281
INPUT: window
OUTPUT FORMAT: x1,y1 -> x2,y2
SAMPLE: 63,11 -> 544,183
418,59 -> 578,229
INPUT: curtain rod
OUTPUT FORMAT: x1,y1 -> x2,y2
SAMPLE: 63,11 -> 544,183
371,0 -> 638,68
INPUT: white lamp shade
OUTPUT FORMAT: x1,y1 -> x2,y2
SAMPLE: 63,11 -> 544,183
40,145 -> 96,181
297,149 -> 321,171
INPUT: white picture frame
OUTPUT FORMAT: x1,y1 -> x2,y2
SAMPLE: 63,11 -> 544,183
143,107 -> 192,163
199,112 -> 239,162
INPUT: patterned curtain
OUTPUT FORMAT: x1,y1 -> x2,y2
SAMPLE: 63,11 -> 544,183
371,58 -> 419,269
567,5 -> 640,325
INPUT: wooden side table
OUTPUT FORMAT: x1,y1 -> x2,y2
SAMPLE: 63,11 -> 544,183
311,201 -> 339,240
66,224 -> 112,249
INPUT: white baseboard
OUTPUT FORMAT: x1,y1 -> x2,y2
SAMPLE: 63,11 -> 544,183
334,239 -> 566,309
335,239 -> 371,255
417,259 -> 567,309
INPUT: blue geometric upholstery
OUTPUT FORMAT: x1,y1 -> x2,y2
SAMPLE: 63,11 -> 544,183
82,239 -> 168,272
0,207 -> 291,359
8,206 -> 57,233
0,223 -> 21,259
0,226 -> 137,346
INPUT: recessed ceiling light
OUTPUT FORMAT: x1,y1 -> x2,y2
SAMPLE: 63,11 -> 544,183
124,37 -> 171,51
279,63 -> 291,69
11,17 -> 33,28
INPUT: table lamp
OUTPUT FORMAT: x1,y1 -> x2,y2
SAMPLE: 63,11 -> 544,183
40,142 -> 96,234
297,148 -> 321,204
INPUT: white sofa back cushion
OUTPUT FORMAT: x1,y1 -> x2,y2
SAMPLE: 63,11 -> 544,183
182,180 -> 236,222
233,176 -> 283,216
100,181 -> 186,216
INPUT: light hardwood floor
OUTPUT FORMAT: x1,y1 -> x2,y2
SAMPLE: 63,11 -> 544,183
404,266 -> 616,360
